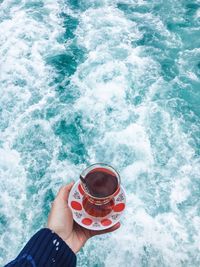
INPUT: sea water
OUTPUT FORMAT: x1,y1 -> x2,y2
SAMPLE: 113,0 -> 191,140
0,0 -> 200,266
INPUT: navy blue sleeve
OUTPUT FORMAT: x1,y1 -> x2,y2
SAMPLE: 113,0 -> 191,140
4,228 -> 77,267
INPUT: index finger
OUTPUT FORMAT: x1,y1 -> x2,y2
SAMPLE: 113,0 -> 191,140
56,182 -> 74,202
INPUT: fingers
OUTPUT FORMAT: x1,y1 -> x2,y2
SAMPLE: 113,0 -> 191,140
56,182 -> 74,202
89,222 -> 121,237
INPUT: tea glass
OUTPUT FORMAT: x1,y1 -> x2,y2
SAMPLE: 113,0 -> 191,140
80,163 -> 121,217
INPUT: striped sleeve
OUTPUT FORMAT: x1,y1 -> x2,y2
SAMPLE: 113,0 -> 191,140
4,228 -> 77,267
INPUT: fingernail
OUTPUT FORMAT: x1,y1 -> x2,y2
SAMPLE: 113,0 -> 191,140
116,222 -> 121,227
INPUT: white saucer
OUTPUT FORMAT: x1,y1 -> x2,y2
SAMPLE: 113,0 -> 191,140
68,180 -> 126,230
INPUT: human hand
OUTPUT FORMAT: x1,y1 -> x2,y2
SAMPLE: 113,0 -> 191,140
47,182 -> 121,253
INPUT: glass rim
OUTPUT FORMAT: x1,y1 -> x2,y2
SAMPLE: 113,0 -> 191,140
80,162 -> 121,200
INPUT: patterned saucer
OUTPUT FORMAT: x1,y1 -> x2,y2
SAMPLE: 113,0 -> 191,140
68,181 -> 126,230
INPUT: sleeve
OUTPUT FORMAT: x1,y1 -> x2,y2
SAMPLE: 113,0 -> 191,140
4,228 -> 77,267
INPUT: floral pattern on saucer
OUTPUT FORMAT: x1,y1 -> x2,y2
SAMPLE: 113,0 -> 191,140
68,181 -> 126,230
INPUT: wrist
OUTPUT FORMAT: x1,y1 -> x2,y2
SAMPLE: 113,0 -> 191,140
47,227 -> 76,254
64,236 -> 78,254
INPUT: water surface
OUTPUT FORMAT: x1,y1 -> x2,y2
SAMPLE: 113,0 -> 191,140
0,0 -> 200,266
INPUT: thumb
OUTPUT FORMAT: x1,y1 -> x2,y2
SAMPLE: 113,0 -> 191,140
56,182 -> 74,202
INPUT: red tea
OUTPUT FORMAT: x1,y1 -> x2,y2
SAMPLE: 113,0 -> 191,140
82,197 -> 115,217
84,168 -> 118,198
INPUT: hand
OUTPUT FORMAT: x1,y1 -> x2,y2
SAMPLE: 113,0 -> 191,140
47,182 -> 121,253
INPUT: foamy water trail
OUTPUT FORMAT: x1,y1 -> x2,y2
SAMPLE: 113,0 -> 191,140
0,0 -> 200,266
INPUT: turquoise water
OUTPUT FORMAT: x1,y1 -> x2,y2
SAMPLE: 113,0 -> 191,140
0,0 -> 200,266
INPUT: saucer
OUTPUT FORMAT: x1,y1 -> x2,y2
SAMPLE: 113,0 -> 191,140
68,181 -> 126,230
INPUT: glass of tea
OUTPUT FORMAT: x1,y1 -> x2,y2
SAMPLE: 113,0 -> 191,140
80,163 -> 121,217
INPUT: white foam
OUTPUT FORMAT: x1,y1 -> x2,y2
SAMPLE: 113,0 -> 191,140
0,0 -> 71,264
1,0 -> 200,266
0,147 -> 26,263
72,3 -> 200,267
170,178 -> 190,205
